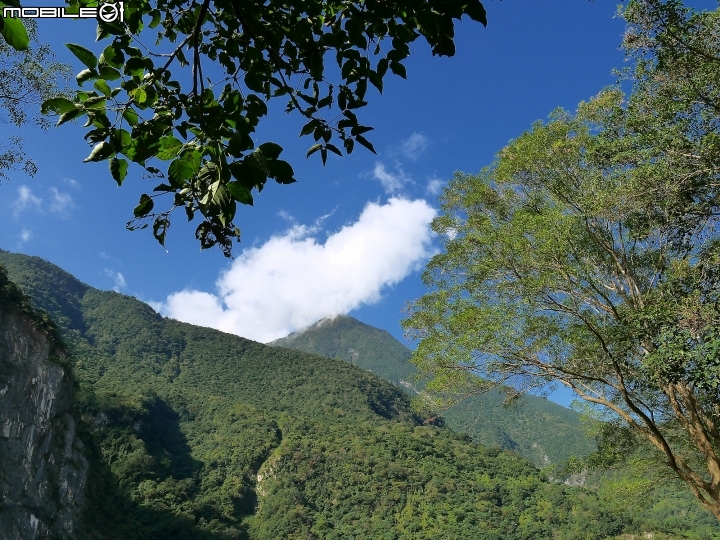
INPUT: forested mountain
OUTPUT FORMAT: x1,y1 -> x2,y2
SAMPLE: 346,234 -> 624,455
270,314 -> 594,465
1,250 -> 719,539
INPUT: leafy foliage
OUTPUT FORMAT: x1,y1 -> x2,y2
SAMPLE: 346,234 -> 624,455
0,18 -> 71,181
402,0 -> 720,519
42,0 -> 487,255
0,0 -> 29,51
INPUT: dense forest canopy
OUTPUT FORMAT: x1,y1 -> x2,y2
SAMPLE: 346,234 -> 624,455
270,314 -> 596,466
3,251 -> 720,538
0,253 -> 633,538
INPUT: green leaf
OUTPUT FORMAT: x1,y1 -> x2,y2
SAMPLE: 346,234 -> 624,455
142,86 -> 157,107
351,125 -> 374,136
56,108 -> 85,127
258,142 -> 283,160
228,159 -> 267,190
125,135 -> 160,163
0,16 -> 29,51
376,58 -> 389,78
66,43 -> 98,70
99,66 -> 122,81
112,128 -> 132,151
83,96 -> 107,109
122,108 -> 139,126
153,216 -> 170,247
227,181 -> 254,205
99,44 -> 125,69
464,0 -> 488,26
148,10 -> 162,29
93,80 -> 112,97
41,98 -> 77,115
368,71 -> 383,93
227,131 -> 254,157
124,57 -> 148,77
300,120 -> 318,137
168,152 -> 201,187
109,157 -> 128,186
306,143 -> 322,158
268,160 -> 296,184
390,61 -> 407,79
77,68 -> 99,86
355,134 -> 376,154
130,87 -> 147,105
84,141 -> 114,162
212,183 -> 231,207
133,194 -> 154,217
244,71 -> 266,93
156,136 -> 183,160
325,143 -> 343,157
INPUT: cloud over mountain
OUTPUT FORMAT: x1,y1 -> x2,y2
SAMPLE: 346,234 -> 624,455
158,197 -> 437,342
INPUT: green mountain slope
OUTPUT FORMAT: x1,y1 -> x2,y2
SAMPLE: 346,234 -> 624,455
270,315 -> 416,385
2,250 -> 718,539
270,314 -> 594,465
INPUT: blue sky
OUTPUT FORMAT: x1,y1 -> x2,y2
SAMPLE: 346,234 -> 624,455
1,1 -> 637,406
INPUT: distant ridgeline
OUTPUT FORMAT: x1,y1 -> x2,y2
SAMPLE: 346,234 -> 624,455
1,249 -> 719,539
270,315 -> 594,466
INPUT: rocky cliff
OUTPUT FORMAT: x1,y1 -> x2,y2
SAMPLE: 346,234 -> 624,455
0,268 -> 87,540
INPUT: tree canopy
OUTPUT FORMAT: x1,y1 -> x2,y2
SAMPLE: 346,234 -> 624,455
403,0 -> 720,519
0,17 -> 71,181
19,0 -> 489,255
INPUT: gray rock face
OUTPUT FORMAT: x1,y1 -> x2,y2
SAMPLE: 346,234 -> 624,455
0,308 -> 87,540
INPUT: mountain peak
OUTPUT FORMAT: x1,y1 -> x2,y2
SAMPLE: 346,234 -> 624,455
290,313 -> 354,334
269,314 -> 414,384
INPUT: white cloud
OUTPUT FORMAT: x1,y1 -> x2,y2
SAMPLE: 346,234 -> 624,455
277,209 -> 296,223
13,186 -> 42,216
49,187 -> 74,215
63,177 -> 79,188
100,252 -> 123,265
373,162 -> 411,194
11,185 -> 75,217
426,178 -> 445,195
19,228 -> 32,243
401,132 -> 428,161
158,197 -> 437,343
104,269 -> 127,292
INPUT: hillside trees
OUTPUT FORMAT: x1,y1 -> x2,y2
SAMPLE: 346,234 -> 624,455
34,0 -> 487,255
402,0 -> 720,519
0,250 -> 657,539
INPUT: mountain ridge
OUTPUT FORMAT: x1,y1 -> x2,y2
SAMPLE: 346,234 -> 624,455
270,313 -> 595,466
